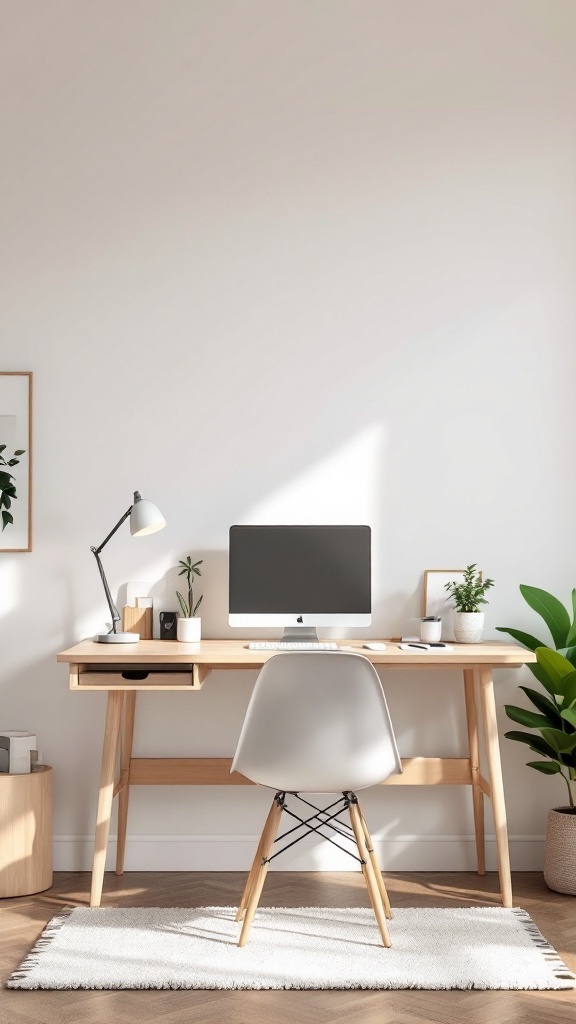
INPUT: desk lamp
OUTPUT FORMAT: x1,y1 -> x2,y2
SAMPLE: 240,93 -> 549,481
91,491 -> 166,643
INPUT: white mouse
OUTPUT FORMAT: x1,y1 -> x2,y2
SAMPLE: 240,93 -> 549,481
363,642 -> 387,651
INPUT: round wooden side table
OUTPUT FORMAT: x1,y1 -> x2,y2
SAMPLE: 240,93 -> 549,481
0,766 -> 53,898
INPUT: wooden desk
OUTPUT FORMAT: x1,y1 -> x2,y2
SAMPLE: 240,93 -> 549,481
58,639 -> 535,908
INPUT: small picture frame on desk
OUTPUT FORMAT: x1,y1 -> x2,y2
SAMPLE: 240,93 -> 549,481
423,569 -> 483,642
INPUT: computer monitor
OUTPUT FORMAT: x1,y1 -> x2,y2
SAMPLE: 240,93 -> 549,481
229,525 -> 371,641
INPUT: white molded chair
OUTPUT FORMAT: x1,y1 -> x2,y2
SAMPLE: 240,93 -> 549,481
231,651 -> 402,947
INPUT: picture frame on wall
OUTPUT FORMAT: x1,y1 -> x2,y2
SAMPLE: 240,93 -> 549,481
0,372 -> 32,552
422,568 -> 483,641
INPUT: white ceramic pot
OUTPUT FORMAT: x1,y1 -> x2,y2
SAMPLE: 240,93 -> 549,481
420,618 -> 442,642
177,617 -> 201,642
544,807 -> 576,895
453,611 -> 485,643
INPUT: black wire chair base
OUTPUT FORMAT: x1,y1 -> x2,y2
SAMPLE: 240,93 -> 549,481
263,790 -> 365,865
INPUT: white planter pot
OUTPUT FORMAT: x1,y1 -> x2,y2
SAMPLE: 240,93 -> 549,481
453,611 -> 485,643
544,807 -> 576,895
177,617 -> 201,642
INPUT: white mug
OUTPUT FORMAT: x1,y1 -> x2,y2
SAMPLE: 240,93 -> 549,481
420,617 -> 442,642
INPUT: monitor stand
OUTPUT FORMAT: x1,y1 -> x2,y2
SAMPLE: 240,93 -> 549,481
279,626 -> 320,643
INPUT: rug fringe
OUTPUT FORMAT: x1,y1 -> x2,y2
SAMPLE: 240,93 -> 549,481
512,907 -> 576,983
7,905 -> 77,988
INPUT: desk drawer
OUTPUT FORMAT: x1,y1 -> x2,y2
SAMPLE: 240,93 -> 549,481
70,664 -> 206,690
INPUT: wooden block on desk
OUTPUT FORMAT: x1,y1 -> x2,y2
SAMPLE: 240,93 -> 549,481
122,606 -> 153,639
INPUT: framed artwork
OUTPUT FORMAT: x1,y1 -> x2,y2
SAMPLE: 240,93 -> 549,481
422,568 -> 482,641
0,372 -> 32,552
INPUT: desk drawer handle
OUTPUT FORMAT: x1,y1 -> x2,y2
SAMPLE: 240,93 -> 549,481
121,671 -> 149,681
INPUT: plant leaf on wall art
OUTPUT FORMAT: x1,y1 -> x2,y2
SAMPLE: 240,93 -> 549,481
0,373 -> 32,552
423,569 -> 484,642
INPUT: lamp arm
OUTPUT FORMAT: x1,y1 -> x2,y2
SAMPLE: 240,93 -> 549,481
91,502 -> 133,634
93,504 -> 133,555
91,546 -> 121,632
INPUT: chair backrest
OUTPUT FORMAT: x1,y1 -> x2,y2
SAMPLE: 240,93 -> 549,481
231,651 -> 401,793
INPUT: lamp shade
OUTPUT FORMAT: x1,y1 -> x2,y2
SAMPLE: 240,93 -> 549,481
130,492 -> 166,537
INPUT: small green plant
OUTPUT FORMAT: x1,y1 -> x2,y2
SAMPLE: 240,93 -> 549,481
0,445 -> 26,531
176,556 -> 203,618
444,564 -> 494,612
497,584 -> 576,811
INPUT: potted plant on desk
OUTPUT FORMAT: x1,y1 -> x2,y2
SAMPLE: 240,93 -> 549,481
444,563 -> 494,643
176,556 -> 203,642
498,584 -> 576,894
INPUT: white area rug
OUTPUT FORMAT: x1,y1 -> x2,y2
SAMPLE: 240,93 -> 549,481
8,906 -> 575,991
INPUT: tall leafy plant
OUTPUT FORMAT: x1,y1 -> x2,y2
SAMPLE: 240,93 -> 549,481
176,556 -> 203,618
498,586 -> 576,811
497,585 -> 576,679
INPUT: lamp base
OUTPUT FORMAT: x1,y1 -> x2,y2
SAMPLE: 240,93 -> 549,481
95,631 -> 140,644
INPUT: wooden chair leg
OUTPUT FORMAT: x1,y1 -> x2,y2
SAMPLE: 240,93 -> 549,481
238,796 -> 284,947
349,800 -> 391,947
236,795 -> 282,921
357,802 -> 393,920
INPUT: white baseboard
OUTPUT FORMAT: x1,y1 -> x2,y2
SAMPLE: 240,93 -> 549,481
53,834 -> 546,872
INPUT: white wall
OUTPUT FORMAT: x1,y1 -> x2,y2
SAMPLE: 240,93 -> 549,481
2,0 -> 576,872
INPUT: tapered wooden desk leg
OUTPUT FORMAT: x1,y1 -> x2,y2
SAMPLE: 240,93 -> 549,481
90,691 -> 123,908
464,669 -> 485,876
116,692 -> 137,876
478,666 -> 512,908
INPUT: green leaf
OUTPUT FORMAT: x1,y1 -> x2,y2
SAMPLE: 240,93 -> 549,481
13,449 -> 25,456
176,591 -> 190,618
558,645 -> 576,670
1,510 -> 13,530
518,686 -> 562,724
495,626 -> 547,651
560,708 -> 576,729
2,495 -> 11,509
558,671 -> 576,710
536,647 -> 575,696
7,458 -> 19,466
529,662 -> 565,697
525,761 -> 562,775
504,705 -> 554,730
520,584 -> 570,648
541,728 -> 576,753
505,731 -> 560,759
566,590 -> 576,647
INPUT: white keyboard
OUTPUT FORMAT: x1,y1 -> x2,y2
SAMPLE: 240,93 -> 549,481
247,641 -> 340,651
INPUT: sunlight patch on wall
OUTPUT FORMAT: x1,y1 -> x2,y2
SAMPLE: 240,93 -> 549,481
0,561 -> 18,619
240,425 -> 386,526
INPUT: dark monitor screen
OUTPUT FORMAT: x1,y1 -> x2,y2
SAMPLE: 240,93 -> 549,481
229,525 -> 371,615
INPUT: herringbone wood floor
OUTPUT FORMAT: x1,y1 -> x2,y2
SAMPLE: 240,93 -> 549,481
1,871 -> 574,1023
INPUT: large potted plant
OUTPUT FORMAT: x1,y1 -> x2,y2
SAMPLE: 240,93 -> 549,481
444,564 -> 494,643
176,556 -> 203,642
498,585 -> 576,894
